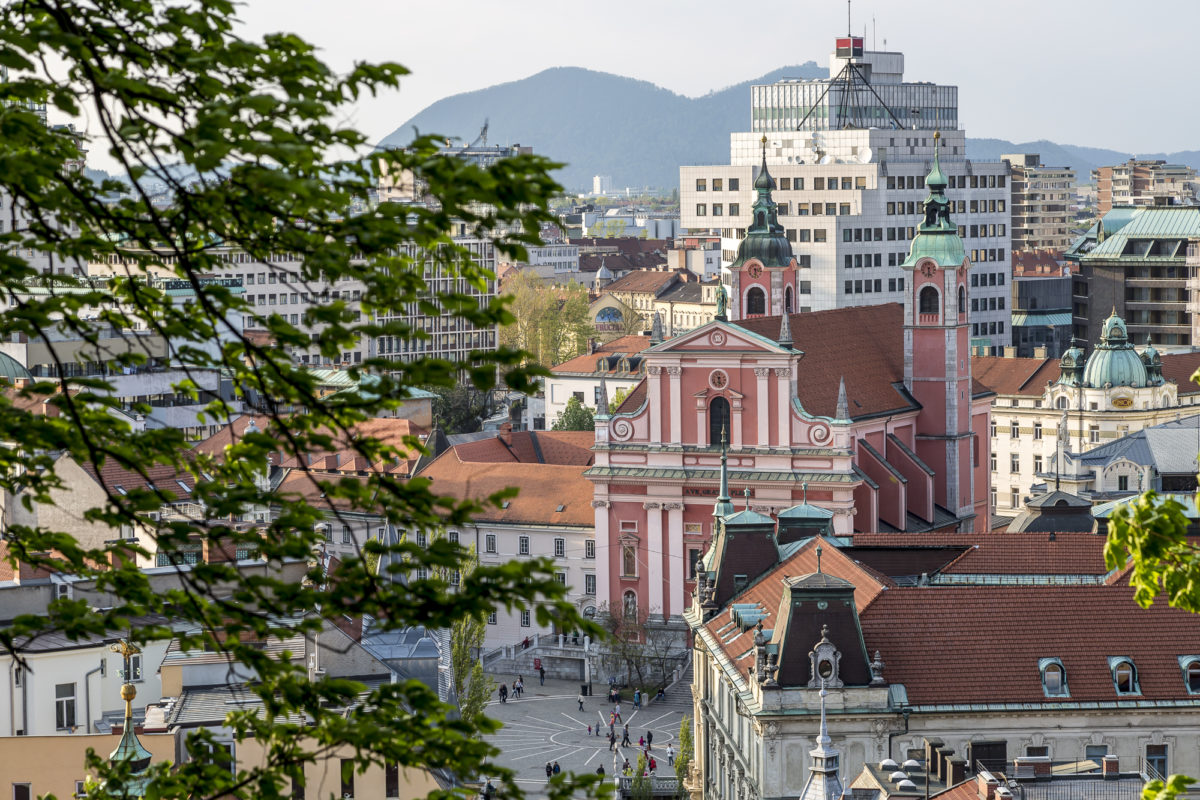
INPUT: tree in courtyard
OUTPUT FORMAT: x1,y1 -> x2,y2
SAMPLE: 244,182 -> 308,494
631,754 -> 653,800
450,545 -> 495,723
498,270 -> 593,366
675,716 -> 694,798
552,396 -> 594,431
427,382 -> 488,434
596,602 -> 682,690
0,3 -> 599,800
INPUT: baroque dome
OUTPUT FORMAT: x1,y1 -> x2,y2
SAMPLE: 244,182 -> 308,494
1081,311 -> 1151,388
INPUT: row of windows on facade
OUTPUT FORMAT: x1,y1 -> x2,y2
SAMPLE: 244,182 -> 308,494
842,224 -> 1007,244
992,418 -> 1107,442
1040,656 -> 1200,698
888,199 -> 1008,216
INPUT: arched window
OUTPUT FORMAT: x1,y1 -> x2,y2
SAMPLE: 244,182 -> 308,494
756,211 -> 765,228
1056,396 -> 1069,410
918,285 -> 939,315
622,590 -> 638,620
709,396 -> 731,446
958,286 -> 966,315
1185,658 -> 1200,694
1041,660 -> 1067,697
1112,658 -> 1139,695
746,286 -> 766,316
785,285 -> 794,314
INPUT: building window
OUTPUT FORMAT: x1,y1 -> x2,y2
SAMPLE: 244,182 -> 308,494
1034,456 -> 1043,473
1146,744 -> 1168,778
127,654 -> 143,681
695,204 -> 706,216
520,610 -> 531,627
729,178 -> 739,191
1040,659 -> 1068,697
485,534 -> 497,554
696,179 -> 706,192
75,781 -> 86,799
1085,745 -> 1109,761
1026,746 -> 1050,758
990,421 -> 997,438
709,396 -> 731,445
918,285 -> 938,315
1118,475 -> 1129,492
1010,488 -> 1019,508
416,531 -> 427,547
688,548 -> 703,579
13,786 -> 31,800
518,536 -> 530,556
1056,396 -> 1069,410
1010,421 -> 1019,438
448,531 -> 459,544
1112,658 -> 1140,694
621,543 -> 637,578
745,286 -> 766,316
342,525 -> 352,544
1179,657 -> 1200,693
55,683 -> 76,730
1089,425 -> 1100,443
712,178 -> 723,191
385,762 -> 400,798
487,612 -> 497,625
585,574 -> 597,595
729,203 -> 739,216
554,538 -> 565,558
1033,422 -> 1042,440
990,454 -> 997,472
585,539 -> 595,559
623,590 -> 638,620
555,572 -> 567,585
1010,453 -> 1019,473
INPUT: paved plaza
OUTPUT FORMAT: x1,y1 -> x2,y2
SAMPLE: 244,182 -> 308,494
482,676 -> 692,796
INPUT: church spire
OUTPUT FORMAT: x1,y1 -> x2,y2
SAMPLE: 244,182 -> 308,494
778,310 -> 793,349
108,640 -> 154,797
797,679 -> 844,800
597,377 -> 610,419
835,377 -> 849,420
901,130 -> 965,269
713,426 -> 734,520
650,310 -> 663,345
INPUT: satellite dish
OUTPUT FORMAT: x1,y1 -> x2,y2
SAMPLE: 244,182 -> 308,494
858,146 -> 874,164
819,155 -> 833,165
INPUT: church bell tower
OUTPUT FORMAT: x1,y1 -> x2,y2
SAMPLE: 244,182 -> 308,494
900,131 -> 975,526
728,136 -> 800,320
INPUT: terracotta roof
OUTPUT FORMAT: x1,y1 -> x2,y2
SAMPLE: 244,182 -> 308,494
417,447 -> 593,526
571,237 -> 669,255
579,252 -> 667,274
1012,249 -> 1067,277
863,578 -> 1200,704
80,459 -> 200,500
737,304 -> 918,418
973,352 -> 1200,396
601,269 -> 682,295
971,356 -> 1059,396
449,431 -> 595,466
552,335 -> 651,374
195,415 -> 428,477
703,536 -> 1200,705
847,531 -> 1109,576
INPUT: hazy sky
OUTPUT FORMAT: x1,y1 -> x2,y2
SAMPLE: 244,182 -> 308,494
81,0 -> 1200,167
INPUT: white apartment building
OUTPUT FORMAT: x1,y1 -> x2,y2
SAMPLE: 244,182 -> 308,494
1003,154 -> 1076,252
681,43 -> 1013,352
0,631 -> 170,736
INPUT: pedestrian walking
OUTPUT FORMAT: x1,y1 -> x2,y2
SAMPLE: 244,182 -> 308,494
588,724 -> 592,736
633,689 -> 640,708
638,735 -> 644,748
596,765 -> 605,780
552,761 -> 561,775
483,779 -> 496,799
650,756 -> 657,774
516,677 -> 524,697
544,763 -> 552,780
578,693 -> 585,712
609,731 -> 616,751
539,666 -> 546,685
622,724 -> 631,747
498,684 -> 507,703
647,730 -> 653,751
667,744 -> 675,766
596,723 -> 601,737
614,702 -> 622,723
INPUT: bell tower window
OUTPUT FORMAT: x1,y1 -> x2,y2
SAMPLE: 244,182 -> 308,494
709,396 -> 731,446
919,285 -> 939,315
746,286 -> 766,316
785,285 -> 794,313
958,286 -> 966,316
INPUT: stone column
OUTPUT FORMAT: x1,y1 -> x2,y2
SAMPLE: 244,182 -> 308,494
592,500 -> 611,609
665,502 -> 685,616
648,366 -> 663,443
668,366 -> 683,445
774,368 -> 791,447
644,501 -> 663,616
754,368 -> 770,448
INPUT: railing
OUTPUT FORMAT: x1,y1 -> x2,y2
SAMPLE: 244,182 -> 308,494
616,775 -> 681,797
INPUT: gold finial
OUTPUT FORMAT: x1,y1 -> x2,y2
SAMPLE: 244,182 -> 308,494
110,639 -> 142,659
933,130 -> 940,142
761,134 -> 767,146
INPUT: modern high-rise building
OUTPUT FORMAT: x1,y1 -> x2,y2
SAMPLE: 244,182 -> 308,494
681,38 -> 1013,353
1003,153 -> 1076,252
1093,159 -> 1198,215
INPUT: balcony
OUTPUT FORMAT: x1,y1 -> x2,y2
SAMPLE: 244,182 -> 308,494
919,312 -> 940,325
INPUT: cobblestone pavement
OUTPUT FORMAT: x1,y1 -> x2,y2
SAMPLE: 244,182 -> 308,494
480,676 -> 691,797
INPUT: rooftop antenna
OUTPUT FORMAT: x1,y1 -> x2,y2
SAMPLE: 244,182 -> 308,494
847,0 -> 851,35
744,486 -> 752,511
816,543 -> 823,574
873,15 -> 876,50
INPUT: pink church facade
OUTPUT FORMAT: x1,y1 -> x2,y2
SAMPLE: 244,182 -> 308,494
586,137 -> 992,624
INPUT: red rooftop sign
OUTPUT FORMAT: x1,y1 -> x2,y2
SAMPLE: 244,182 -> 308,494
836,37 -> 864,58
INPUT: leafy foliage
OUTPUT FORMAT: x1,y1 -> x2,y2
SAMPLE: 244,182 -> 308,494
0,2 -> 601,799
674,716 -> 693,796
427,383 -> 488,434
498,270 -> 594,367
595,603 -> 681,689
631,754 -> 652,800
609,386 -> 630,415
552,395 -> 594,431
451,545 -> 495,723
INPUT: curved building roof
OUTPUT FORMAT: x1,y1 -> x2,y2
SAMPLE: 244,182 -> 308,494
1081,311 -> 1155,388
0,351 -> 30,383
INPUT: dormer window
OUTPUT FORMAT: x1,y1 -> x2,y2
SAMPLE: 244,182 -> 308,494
1039,658 -> 1068,697
1109,657 -> 1140,695
1179,657 -> 1200,694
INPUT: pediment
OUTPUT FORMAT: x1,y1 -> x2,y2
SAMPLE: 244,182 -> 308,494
645,320 -> 789,354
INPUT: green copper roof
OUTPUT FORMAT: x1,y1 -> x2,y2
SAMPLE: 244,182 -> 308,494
778,502 -> 834,520
901,132 -> 966,269
724,508 -> 775,526
1082,310 -> 1155,388
1068,206 -> 1200,262
0,351 -> 30,383
729,139 -> 794,270
108,682 -> 154,798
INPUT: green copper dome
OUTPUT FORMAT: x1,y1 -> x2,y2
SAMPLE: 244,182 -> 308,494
729,138 -> 794,271
0,351 -> 30,383
1057,340 -> 1086,387
1081,311 -> 1151,388
901,132 -> 966,269
1140,335 -> 1164,383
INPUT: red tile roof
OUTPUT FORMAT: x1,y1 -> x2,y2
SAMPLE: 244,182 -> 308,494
552,335 -> 651,374
738,304 -> 917,418
601,269 -> 682,295
848,531 -> 1110,576
974,352 -> 1200,396
450,431 -> 595,466
702,536 -> 1200,705
417,447 -> 593,526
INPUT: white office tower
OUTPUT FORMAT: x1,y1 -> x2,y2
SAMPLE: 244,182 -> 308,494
681,37 -> 1013,353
